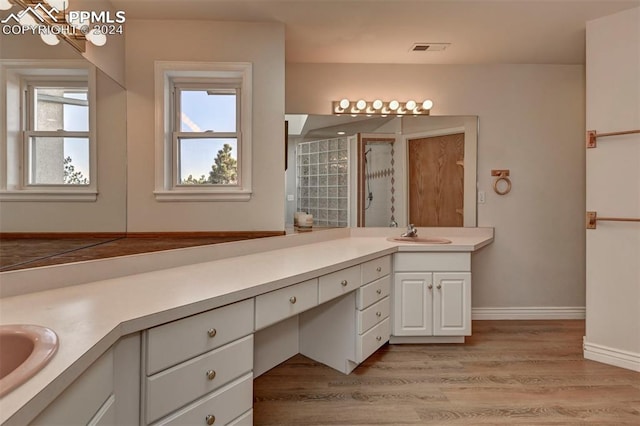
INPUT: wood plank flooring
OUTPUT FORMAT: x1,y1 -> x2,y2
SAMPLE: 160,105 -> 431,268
253,320 -> 640,425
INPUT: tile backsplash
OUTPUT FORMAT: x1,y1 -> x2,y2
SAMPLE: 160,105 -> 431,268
297,137 -> 349,227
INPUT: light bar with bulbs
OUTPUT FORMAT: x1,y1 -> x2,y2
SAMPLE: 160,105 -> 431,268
1,0 -> 110,52
332,98 -> 434,116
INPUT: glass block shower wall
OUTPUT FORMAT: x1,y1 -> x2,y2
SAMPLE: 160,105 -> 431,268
297,137 -> 349,227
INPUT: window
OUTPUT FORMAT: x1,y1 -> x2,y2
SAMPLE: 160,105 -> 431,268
25,82 -> 90,186
154,62 -> 252,201
174,85 -> 239,186
0,60 -> 96,201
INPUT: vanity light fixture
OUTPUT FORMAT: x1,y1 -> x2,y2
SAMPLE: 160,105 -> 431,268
3,0 -> 115,52
332,98 -> 434,116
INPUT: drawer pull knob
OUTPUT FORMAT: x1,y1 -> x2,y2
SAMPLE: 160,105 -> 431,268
205,415 -> 216,425
290,296 -> 297,304
428,284 -> 433,290
206,370 -> 216,380
376,311 -> 382,317
207,328 -> 217,338
376,266 -> 382,272
437,284 -> 442,290
341,280 -> 348,287
376,336 -> 382,341
376,289 -> 382,295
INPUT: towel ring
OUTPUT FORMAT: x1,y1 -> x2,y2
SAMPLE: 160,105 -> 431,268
491,170 -> 511,195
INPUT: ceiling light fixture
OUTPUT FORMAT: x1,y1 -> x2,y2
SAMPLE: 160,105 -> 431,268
332,98 -> 434,116
4,0 -> 113,52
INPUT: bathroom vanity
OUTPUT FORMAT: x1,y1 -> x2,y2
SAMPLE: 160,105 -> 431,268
0,228 -> 492,425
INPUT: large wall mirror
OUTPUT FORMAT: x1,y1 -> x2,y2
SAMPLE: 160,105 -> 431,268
0,31 -> 127,271
285,115 -> 478,228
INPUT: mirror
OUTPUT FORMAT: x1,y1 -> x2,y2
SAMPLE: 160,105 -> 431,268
0,30 -> 127,271
285,115 -> 477,228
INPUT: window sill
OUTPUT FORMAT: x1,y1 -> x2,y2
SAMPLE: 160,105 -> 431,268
0,190 -> 98,202
153,189 -> 252,202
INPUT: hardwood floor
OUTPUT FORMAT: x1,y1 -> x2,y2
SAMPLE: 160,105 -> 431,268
253,320 -> 640,425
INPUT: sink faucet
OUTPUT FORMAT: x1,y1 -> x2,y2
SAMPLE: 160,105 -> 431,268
401,224 -> 418,237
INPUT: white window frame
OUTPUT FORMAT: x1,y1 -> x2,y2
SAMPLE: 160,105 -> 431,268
154,61 -> 253,201
24,80 -> 91,187
0,60 -> 97,201
172,82 -> 241,187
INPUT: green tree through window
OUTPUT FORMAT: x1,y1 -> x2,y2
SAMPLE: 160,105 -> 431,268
63,156 -> 88,184
209,143 -> 237,184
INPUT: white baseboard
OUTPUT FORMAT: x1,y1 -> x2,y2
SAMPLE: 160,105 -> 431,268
584,340 -> 640,372
472,306 -> 586,320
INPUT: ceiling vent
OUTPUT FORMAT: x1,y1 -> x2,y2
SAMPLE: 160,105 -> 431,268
410,43 -> 450,52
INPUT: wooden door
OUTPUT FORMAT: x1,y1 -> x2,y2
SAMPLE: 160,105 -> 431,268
408,133 -> 464,226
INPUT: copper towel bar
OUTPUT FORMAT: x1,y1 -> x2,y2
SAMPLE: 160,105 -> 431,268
586,211 -> 640,229
586,129 -> 640,148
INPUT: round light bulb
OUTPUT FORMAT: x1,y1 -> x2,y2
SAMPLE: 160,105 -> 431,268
388,100 -> 400,111
405,100 -> 417,110
19,12 -> 38,27
355,99 -> 367,110
422,99 -> 434,110
40,32 -> 60,45
339,98 -> 350,109
0,0 -> 13,11
86,29 -> 107,46
372,99 -> 383,110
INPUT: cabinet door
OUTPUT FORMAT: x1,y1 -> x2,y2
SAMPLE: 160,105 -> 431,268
392,272 -> 433,336
433,272 -> 471,336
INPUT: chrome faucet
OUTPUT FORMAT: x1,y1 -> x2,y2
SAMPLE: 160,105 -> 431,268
401,224 -> 418,237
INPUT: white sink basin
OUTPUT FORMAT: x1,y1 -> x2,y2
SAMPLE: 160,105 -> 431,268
0,324 -> 58,397
387,236 -> 452,244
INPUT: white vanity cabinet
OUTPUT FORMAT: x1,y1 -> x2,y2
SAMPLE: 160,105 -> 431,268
142,299 -> 254,425
299,255 -> 392,374
391,252 -> 471,343
30,333 -> 141,426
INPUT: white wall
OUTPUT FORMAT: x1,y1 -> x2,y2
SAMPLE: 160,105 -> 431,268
124,20 -> 285,232
585,7 -> 640,371
286,63 -> 586,313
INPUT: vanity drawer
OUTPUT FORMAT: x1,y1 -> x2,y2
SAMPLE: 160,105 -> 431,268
153,373 -> 253,426
361,255 -> 391,284
318,265 -> 361,303
145,335 -> 253,423
255,278 -> 318,330
228,409 -> 253,426
357,296 -> 390,334
356,275 -> 390,310
356,317 -> 390,363
146,298 -> 254,375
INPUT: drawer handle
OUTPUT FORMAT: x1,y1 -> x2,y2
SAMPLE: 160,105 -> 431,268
206,370 -> 216,381
376,266 -> 382,272
376,336 -> 382,341
376,311 -> 382,317
290,296 -> 297,304
341,280 -> 348,287
207,328 -> 217,338
376,289 -> 382,295
205,415 -> 216,425
428,284 -> 433,290
437,284 -> 442,290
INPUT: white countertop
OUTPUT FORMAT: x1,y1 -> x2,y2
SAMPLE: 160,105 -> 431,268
0,228 -> 493,425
